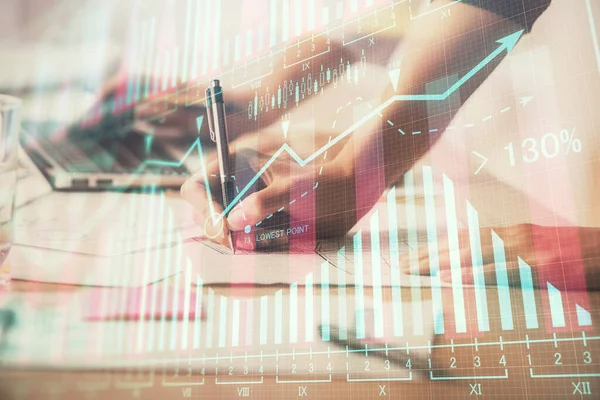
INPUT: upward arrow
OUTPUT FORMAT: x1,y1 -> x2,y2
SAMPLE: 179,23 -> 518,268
140,31 -> 526,221
442,30 -> 524,98
496,29 -> 525,52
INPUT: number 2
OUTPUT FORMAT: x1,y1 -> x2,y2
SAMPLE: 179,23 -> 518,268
554,353 -> 562,365
450,357 -> 457,368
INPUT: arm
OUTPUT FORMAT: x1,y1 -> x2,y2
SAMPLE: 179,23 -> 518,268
329,1 -> 529,233
183,0 -> 551,245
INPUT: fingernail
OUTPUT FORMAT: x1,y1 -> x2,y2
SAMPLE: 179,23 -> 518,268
227,208 -> 245,230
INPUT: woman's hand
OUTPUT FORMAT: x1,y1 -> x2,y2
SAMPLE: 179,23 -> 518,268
402,223 -> 600,290
180,121 -> 360,251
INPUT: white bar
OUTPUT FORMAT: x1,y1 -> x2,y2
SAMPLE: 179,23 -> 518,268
518,257 -> 538,330
258,26 -> 264,52
206,288 -> 215,348
354,231 -> 365,339
234,35 -> 241,62
270,0 -> 278,47
223,39 -> 230,66
193,275 -> 203,349
322,5 -> 329,25
492,231 -> 514,331
171,47 -> 179,88
423,167 -> 443,335
321,261 -> 330,341
169,237 -> 183,351
191,0 -> 202,79
181,259 -> 193,350
290,282 -> 298,343
585,0 -> 600,73
405,170 -> 423,335
137,188 -> 158,353
152,51 -> 161,94
134,21 -> 148,101
246,29 -> 253,57
212,0 -> 221,70
443,174 -> 467,333
387,187 -> 403,337
232,299 -> 240,347
370,212 -> 384,338
245,300 -> 254,346
336,1 -> 343,19
466,201 -> 490,332
577,304 -> 592,326
218,296 -> 228,348
294,0 -> 302,37
308,0 -> 316,31
162,50 -> 170,92
126,14 -> 141,104
201,0 -> 212,74
274,290 -> 283,344
181,0 -> 193,82
337,248 -> 348,340
143,17 -> 156,98
282,0 -> 289,42
157,210 -> 174,352
305,272 -> 314,342
147,192 -> 165,352
548,283 -> 566,328
260,296 -> 268,345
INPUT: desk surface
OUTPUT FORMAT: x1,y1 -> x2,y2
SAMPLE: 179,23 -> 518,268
1,277 -> 599,400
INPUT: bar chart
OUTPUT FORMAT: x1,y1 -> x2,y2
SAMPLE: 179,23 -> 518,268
99,165 -> 595,357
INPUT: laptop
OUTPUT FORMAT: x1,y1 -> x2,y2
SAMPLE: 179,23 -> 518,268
20,97 -> 195,191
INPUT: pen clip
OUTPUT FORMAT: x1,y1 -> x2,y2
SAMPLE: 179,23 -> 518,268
205,88 -> 216,142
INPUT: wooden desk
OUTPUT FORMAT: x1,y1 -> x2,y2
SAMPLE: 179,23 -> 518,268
1,279 -> 599,399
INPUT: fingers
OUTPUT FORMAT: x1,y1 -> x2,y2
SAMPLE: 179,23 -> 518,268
439,260 -> 523,288
181,174 -> 231,247
400,228 -> 498,276
227,182 -> 289,231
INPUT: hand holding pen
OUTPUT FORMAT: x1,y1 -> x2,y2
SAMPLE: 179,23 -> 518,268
205,80 -> 236,213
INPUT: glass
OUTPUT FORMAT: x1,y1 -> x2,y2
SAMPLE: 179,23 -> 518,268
0,95 -> 21,286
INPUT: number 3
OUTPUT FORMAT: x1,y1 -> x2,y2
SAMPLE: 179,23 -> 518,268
522,138 -> 540,163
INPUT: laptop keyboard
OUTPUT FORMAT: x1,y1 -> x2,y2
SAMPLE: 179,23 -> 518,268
26,122 -> 190,176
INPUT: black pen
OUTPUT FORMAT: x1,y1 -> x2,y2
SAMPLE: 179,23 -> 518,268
206,79 -> 235,213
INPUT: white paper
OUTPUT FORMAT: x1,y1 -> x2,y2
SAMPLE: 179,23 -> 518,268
14,191 -> 201,256
8,242 -> 182,286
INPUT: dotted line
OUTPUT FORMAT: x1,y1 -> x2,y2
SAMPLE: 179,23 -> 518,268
242,100 -> 521,231
383,103 -> 517,135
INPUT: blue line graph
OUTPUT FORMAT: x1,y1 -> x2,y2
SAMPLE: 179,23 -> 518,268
138,30 -> 524,222
585,0 -> 600,73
